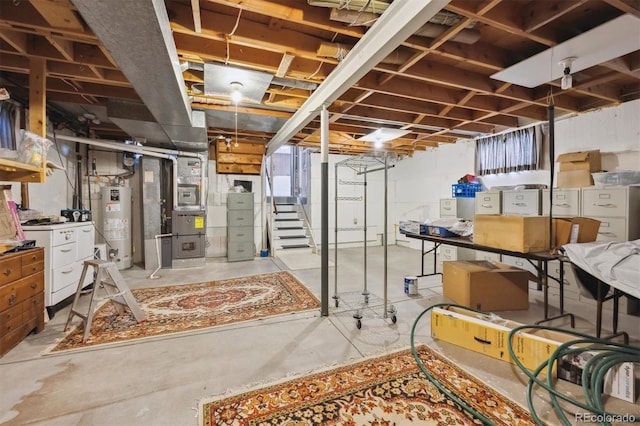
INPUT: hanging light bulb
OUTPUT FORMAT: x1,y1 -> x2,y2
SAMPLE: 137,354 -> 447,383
230,81 -> 243,104
559,57 -> 575,90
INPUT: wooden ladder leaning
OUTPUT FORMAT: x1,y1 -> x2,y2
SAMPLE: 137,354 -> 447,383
65,259 -> 146,342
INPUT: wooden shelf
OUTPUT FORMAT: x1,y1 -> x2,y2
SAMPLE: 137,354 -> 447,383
0,157 -> 45,183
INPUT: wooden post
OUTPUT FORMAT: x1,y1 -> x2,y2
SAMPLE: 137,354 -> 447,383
23,57 -> 47,207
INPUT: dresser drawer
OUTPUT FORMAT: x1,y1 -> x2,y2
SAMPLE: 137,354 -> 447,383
0,303 -> 22,334
227,193 -> 254,210
591,216 -> 627,242
228,209 -> 253,227
77,225 -> 95,258
475,191 -> 501,214
502,190 -> 540,215
52,227 -> 77,246
21,261 -> 44,277
21,248 -> 44,267
52,242 -> 77,268
22,293 -> 44,323
0,257 -> 22,286
542,189 -> 580,217
582,188 -> 627,217
228,227 -> 254,243
0,272 -> 44,312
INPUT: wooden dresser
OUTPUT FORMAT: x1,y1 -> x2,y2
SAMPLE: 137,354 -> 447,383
0,247 -> 45,356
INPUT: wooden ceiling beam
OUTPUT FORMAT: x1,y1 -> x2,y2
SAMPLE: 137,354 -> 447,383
522,0 -> 588,33
29,0 -> 84,31
0,28 -> 29,53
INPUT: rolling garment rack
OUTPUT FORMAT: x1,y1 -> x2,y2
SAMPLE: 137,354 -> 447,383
332,154 -> 396,329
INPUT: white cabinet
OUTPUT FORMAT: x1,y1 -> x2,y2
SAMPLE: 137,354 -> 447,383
501,189 -> 541,215
581,186 -> 640,242
542,188 -> 581,217
475,191 -> 501,215
23,222 -> 95,308
439,198 -> 475,220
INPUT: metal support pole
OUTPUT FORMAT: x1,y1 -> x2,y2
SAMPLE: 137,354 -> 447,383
383,154 -> 388,318
334,163 -> 338,305
363,166 -> 369,297
320,105 -> 329,316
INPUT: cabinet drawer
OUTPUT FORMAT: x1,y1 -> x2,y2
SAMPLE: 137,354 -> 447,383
475,251 -> 501,263
440,245 -> 457,261
501,255 -> 539,276
52,242 -> 76,267
582,188 -> 627,217
21,261 -> 44,277
475,191 -> 501,214
227,193 -> 254,210
542,189 -> 580,217
0,257 -> 22,286
502,190 -> 540,215
228,227 -> 253,243
591,216 -> 627,242
52,228 -> 77,246
22,293 -> 44,323
0,303 -> 22,334
228,209 -> 253,227
52,263 -> 83,292
0,272 -> 43,312
228,242 -> 255,261
77,225 -> 95,259
21,248 -> 44,266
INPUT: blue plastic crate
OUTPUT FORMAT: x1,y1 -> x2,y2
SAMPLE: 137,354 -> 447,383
452,183 -> 482,198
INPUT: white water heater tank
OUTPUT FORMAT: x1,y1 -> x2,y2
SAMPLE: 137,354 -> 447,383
101,186 -> 132,269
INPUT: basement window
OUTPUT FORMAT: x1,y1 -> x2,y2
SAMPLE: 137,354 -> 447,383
475,125 -> 541,175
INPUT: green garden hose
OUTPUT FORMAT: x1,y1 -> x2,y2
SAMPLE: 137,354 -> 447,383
410,303 -> 640,426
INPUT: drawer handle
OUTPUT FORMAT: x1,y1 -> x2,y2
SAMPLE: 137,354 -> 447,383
443,207 -> 451,210
61,269 -> 74,274
30,283 -> 37,289
8,295 -> 16,305
513,202 -> 527,207
2,269 -> 11,276
82,229 -> 91,232
481,204 -> 493,208
593,203 -> 615,208
553,203 -> 571,207
598,231 -> 616,236
237,234 -> 245,237
60,248 -> 73,253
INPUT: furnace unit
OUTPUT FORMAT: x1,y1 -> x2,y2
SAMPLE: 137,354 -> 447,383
172,210 -> 206,268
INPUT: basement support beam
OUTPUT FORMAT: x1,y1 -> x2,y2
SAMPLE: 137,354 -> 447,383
265,0 -> 452,156
24,57 -> 47,207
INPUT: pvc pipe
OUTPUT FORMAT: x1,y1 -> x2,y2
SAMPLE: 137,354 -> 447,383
148,233 -> 172,279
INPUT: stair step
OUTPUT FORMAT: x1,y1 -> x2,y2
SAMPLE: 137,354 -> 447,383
279,244 -> 312,249
275,226 -> 304,230
275,218 -> 302,221
277,235 -> 308,240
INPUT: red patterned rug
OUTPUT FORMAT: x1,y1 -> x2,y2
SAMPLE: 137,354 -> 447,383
199,345 -> 534,426
49,271 -> 319,352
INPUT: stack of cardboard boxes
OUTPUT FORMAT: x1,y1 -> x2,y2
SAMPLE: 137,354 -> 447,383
556,149 -> 601,188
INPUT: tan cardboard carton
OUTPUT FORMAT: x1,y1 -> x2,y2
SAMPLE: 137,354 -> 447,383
473,215 -> 550,253
442,261 -> 531,311
557,170 -> 593,188
557,150 -> 601,172
553,217 -> 600,247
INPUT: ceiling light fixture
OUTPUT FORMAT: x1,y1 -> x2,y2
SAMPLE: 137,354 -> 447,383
560,57 -> 575,90
230,81 -> 243,104
358,128 -> 410,148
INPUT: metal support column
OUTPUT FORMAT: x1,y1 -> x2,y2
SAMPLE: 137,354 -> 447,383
320,105 -> 329,316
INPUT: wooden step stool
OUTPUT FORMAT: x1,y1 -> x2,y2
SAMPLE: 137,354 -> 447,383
65,259 -> 146,342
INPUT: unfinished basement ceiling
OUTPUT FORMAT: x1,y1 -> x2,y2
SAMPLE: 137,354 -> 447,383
0,0 -> 639,156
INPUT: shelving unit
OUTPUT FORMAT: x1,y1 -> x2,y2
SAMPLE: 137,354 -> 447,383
0,158 -> 45,183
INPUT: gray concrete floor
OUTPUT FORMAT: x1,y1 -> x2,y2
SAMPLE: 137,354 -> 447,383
1,245 -> 638,425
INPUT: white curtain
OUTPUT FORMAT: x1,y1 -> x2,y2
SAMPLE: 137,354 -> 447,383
475,125 -> 541,175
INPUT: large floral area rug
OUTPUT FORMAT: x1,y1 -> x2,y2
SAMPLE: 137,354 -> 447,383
199,345 -> 534,425
49,271 -> 319,353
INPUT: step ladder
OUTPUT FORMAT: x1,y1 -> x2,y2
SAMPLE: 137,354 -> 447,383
65,259 -> 146,342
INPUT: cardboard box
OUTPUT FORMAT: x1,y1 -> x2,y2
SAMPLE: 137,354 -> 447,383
442,261 -> 531,311
558,351 -> 637,403
557,169 -> 593,188
473,214 -> 550,253
0,189 -> 17,240
431,306 -> 577,372
553,217 -> 600,247
557,150 -> 601,172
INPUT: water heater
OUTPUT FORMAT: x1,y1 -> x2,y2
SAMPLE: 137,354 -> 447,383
101,186 -> 132,269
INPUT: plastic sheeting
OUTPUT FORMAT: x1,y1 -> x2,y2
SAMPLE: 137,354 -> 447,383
563,239 -> 640,299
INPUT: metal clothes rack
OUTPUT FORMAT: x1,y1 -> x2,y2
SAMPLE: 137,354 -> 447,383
332,153 -> 397,329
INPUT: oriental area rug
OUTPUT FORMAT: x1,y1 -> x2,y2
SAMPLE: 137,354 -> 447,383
49,271 -> 319,353
199,345 -> 534,426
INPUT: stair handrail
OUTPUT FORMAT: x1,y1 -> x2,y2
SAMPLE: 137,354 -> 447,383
296,194 -> 318,253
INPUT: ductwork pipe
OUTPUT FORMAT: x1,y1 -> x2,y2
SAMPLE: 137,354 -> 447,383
317,41 -> 414,64
48,133 -> 179,210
